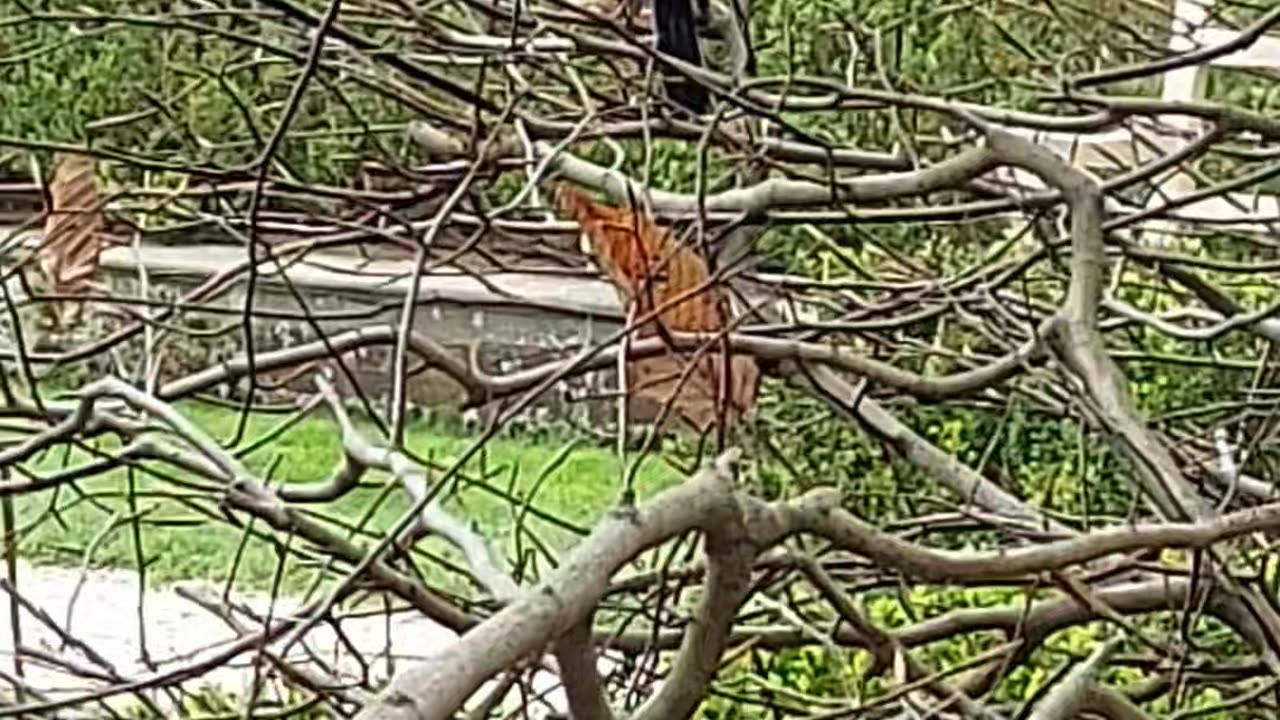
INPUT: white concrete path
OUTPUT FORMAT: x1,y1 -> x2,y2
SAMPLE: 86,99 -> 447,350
0,561 -> 569,717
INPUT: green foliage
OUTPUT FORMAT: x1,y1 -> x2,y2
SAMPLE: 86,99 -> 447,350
742,379 -> 1135,522
17,400 -> 679,592
0,2 -> 418,182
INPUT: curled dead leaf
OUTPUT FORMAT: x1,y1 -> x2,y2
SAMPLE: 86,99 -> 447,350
39,152 -> 106,330
556,183 -> 758,433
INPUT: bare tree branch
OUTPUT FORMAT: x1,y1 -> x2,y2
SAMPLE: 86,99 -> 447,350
354,451 -> 753,720
1028,639 -> 1120,720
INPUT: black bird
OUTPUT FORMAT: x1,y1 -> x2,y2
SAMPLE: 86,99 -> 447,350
653,0 -> 709,114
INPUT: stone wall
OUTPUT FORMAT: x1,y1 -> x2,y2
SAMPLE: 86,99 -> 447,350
0,234 -> 633,425
89,244 -> 628,426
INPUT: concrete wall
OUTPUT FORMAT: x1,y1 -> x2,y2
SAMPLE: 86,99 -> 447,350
3,241 -> 632,425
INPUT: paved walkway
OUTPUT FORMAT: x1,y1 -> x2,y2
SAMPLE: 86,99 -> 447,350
0,561 -> 566,716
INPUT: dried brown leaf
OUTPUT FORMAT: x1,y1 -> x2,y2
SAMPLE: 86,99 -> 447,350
40,152 -> 105,329
556,184 -> 758,433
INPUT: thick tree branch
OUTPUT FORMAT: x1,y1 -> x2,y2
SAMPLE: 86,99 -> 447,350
353,451 -> 756,720
986,127 -> 1211,521
785,489 -> 1280,582
631,485 -> 757,720
790,364 -> 1070,533
1085,686 -> 1154,720
409,120 -> 996,216
1027,639 -> 1120,720
314,375 -> 519,602
552,617 -> 616,720
154,322 -> 1041,411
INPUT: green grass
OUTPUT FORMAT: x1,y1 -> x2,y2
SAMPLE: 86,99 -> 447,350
12,400 -> 682,594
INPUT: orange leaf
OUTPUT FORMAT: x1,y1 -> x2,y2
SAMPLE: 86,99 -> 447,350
556,184 -> 757,433
39,153 -> 106,329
